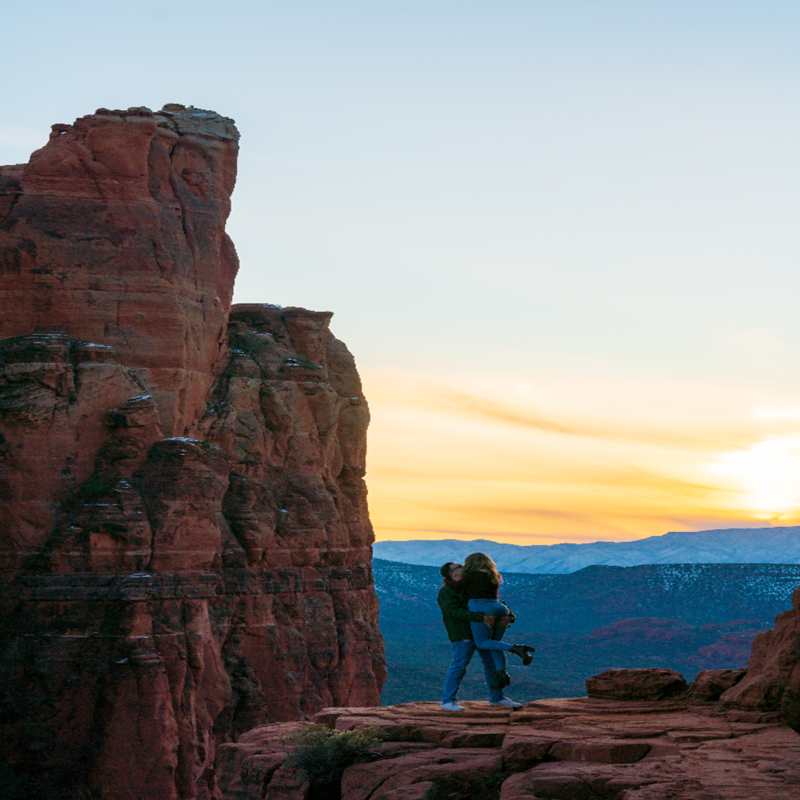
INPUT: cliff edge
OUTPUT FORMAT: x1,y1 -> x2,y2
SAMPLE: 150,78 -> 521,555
218,696 -> 800,800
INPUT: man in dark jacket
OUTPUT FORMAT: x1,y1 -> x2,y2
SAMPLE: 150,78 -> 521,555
438,561 -> 522,710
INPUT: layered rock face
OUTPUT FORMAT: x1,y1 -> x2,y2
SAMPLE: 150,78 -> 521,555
0,104 -> 238,433
0,104 -> 239,570
0,108 -> 385,800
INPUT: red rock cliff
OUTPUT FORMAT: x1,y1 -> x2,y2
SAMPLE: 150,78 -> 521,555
721,585 -> 800,732
0,107 -> 385,800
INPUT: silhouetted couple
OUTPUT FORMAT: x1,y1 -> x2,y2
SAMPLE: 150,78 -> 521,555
437,552 -> 535,711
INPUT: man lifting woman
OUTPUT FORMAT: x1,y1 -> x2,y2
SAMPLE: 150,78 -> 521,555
437,553 -> 535,711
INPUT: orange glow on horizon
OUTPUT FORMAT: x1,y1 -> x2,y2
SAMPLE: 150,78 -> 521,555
361,369 -> 800,545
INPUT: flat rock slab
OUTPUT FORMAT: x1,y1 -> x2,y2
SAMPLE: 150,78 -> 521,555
221,699 -> 800,799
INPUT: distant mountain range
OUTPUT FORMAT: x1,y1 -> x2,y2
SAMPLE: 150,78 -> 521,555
373,526 -> 800,574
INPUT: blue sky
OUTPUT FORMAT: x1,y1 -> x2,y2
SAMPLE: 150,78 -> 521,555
3,2 -> 800,541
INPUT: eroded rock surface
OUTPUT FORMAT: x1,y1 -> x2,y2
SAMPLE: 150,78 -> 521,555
721,585 -> 800,732
0,108 -> 385,800
690,669 -> 746,702
585,668 -> 688,701
218,700 -> 800,800
0,104 -> 238,435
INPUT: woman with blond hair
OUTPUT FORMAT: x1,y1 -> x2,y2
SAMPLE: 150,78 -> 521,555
460,552 -> 536,689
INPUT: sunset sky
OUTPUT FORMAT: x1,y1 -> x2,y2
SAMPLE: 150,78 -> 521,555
3,2 -> 800,544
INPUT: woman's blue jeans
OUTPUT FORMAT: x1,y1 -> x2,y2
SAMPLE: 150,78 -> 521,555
467,598 -> 512,671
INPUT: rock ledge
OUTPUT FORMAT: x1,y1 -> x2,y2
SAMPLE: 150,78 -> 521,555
219,699 -> 800,799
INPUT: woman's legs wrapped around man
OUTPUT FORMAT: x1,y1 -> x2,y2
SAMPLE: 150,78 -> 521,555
467,598 -> 536,685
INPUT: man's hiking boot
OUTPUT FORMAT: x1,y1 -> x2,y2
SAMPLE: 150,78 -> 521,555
509,644 -> 535,665
491,669 -> 511,690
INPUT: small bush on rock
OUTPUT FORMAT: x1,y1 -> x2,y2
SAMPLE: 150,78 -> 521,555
0,761 -> 30,800
425,771 -> 509,800
283,725 -> 382,786
232,331 -> 273,357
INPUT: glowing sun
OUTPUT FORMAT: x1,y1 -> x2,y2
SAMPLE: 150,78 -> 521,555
710,434 -> 800,515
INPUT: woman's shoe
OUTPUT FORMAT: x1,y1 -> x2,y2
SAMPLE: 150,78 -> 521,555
509,644 -> 535,665
491,669 -> 511,690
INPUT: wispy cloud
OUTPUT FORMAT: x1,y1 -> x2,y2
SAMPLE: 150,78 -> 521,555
435,388 -> 736,451
362,368 -> 800,545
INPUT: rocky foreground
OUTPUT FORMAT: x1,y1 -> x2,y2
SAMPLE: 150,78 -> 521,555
219,692 -> 800,800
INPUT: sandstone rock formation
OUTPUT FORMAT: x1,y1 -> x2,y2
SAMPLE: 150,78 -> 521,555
0,107 -> 385,800
0,104 -> 240,571
585,669 -> 688,702
217,698 -> 800,799
689,669 -> 746,702
721,585 -> 800,732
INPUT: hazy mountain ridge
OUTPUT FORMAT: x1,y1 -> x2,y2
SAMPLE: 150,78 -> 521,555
374,526 -> 800,574
374,559 -> 800,631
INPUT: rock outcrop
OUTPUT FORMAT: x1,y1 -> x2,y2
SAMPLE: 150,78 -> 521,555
721,586 -> 800,732
0,107 -> 385,800
217,698 -> 800,799
0,104 -> 239,570
585,669 -> 688,701
688,668 -> 746,701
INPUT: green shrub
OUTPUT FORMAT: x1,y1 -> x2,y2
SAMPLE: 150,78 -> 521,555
0,761 -> 30,800
424,770 -> 510,800
283,725 -> 382,785
232,331 -> 273,357
80,470 -> 116,501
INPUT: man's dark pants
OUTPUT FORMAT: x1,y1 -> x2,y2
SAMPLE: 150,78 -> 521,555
442,639 -> 504,704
